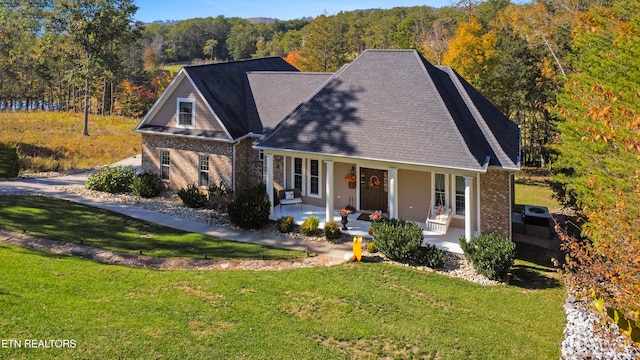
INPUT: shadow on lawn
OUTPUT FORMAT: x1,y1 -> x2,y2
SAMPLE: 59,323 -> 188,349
508,264 -> 562,290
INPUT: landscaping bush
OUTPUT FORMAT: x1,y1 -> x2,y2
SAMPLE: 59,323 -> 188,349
371,219 -> 423,262
460,233 -> 516,281
130,172 -> 163,198
278,216 -> 295,233
85,166 -> 135,193
301,216 -> 320,236
207,182 -> 233,210
413,244 -> 444,268
324,221 -> 342,240
177,184 -> 208,208
366,241 -> 377,253
227,183 -> 271,229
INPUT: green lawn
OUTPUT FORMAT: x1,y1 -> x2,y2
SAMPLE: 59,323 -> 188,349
515,183 -> 561,210
0,194 -> 566,358
0,196 -> 304,260
0,242 -> 565,359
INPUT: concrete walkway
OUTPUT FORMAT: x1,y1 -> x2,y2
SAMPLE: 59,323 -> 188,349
0,155 -> 353,260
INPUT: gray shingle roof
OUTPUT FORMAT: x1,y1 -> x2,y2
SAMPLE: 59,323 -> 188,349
255,49 -> 520,171
246,72 -> 332,133
183,57 -> 299,139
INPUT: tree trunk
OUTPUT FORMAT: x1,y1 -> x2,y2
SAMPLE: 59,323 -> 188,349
110,82 -> 114,115
101,77 -> 107,116
82,76 -> 90,136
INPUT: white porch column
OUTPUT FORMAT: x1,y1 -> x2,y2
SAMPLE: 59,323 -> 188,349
464,175 -> 473,242
388,167 -> 398,219
325,160 -> 334,224
265,154 -> 275,220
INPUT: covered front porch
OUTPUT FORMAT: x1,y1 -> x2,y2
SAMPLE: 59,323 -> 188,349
275,204 -> 464,254
264,154 -> 478,253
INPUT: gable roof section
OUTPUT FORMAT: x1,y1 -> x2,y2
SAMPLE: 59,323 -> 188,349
183,57 -> 299,139
255,49 -> 520,172
135,57 -> 300,140
246,72 -> 333,133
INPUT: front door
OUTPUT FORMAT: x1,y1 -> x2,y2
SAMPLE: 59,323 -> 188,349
360,168 -> 388,212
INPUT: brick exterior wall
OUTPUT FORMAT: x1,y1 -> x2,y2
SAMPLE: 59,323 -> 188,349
141,134 -> 265,192
234,137 -> 265,191
480,168 -> 513,239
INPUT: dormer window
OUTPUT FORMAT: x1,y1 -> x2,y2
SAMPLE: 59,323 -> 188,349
177,98 -> 195,128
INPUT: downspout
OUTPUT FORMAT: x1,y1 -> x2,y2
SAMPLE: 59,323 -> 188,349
232,142 -> 237,192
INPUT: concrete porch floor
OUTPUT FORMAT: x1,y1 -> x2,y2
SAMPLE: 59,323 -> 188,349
275,204 -> 464,254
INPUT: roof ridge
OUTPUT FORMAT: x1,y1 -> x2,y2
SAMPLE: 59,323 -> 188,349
442,67 -> 519,169
184,56 -> 285,69
412,51 -> 481,169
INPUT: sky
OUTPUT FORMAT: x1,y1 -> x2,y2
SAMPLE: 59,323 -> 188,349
133,0 -> 456,23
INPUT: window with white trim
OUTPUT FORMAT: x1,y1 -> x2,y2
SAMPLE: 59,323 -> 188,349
160,150 -> 170,181
455,176 -> 465,216
177,98 -> 195,128
199,154 -> 209,187
293,157 -> 303,193
308,159 -> 320,197
434,173 -> 446,206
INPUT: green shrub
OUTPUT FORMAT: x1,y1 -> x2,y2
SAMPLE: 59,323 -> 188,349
177,184 -> 208,208
0,144 -> 20,178
460,233 -> 516,281
324,221 -> 342,240
366,241 -> 377,253
413,244 -> 444,268
301,216 -> 320,236
371,219 -> 423,262
227,183 -> 271,229
85,166 -> 136,193
207,182 -> 233,210
278,216 -> 295,233
130,172 -> 163,198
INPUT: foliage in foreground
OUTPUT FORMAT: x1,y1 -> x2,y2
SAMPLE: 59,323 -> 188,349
227,183 -> 271,229
371,218 -> 443,268
460,233 -> 515,281
552,1 -> 640,328
0,243 -> 565,359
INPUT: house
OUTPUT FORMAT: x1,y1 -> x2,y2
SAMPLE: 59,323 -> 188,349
255,50 -> 520,241
136,49 -> 520,241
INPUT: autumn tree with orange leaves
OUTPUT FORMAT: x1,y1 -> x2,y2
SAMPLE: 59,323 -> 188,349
552,0 -> 640,336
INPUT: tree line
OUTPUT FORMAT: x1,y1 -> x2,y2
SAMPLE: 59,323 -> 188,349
0,0 -> 576,166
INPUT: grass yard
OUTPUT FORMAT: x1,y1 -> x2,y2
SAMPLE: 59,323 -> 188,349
0,111 -> 140,174
0,196 -> 304,260
0,242 -> 566,359
515,183 -> 561,210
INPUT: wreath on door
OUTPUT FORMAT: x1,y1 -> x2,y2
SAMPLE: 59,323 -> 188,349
368,175 -> 381,188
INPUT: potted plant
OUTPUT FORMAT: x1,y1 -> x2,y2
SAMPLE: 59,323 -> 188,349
339,208 -> 351,230
369,210 -> 383,222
